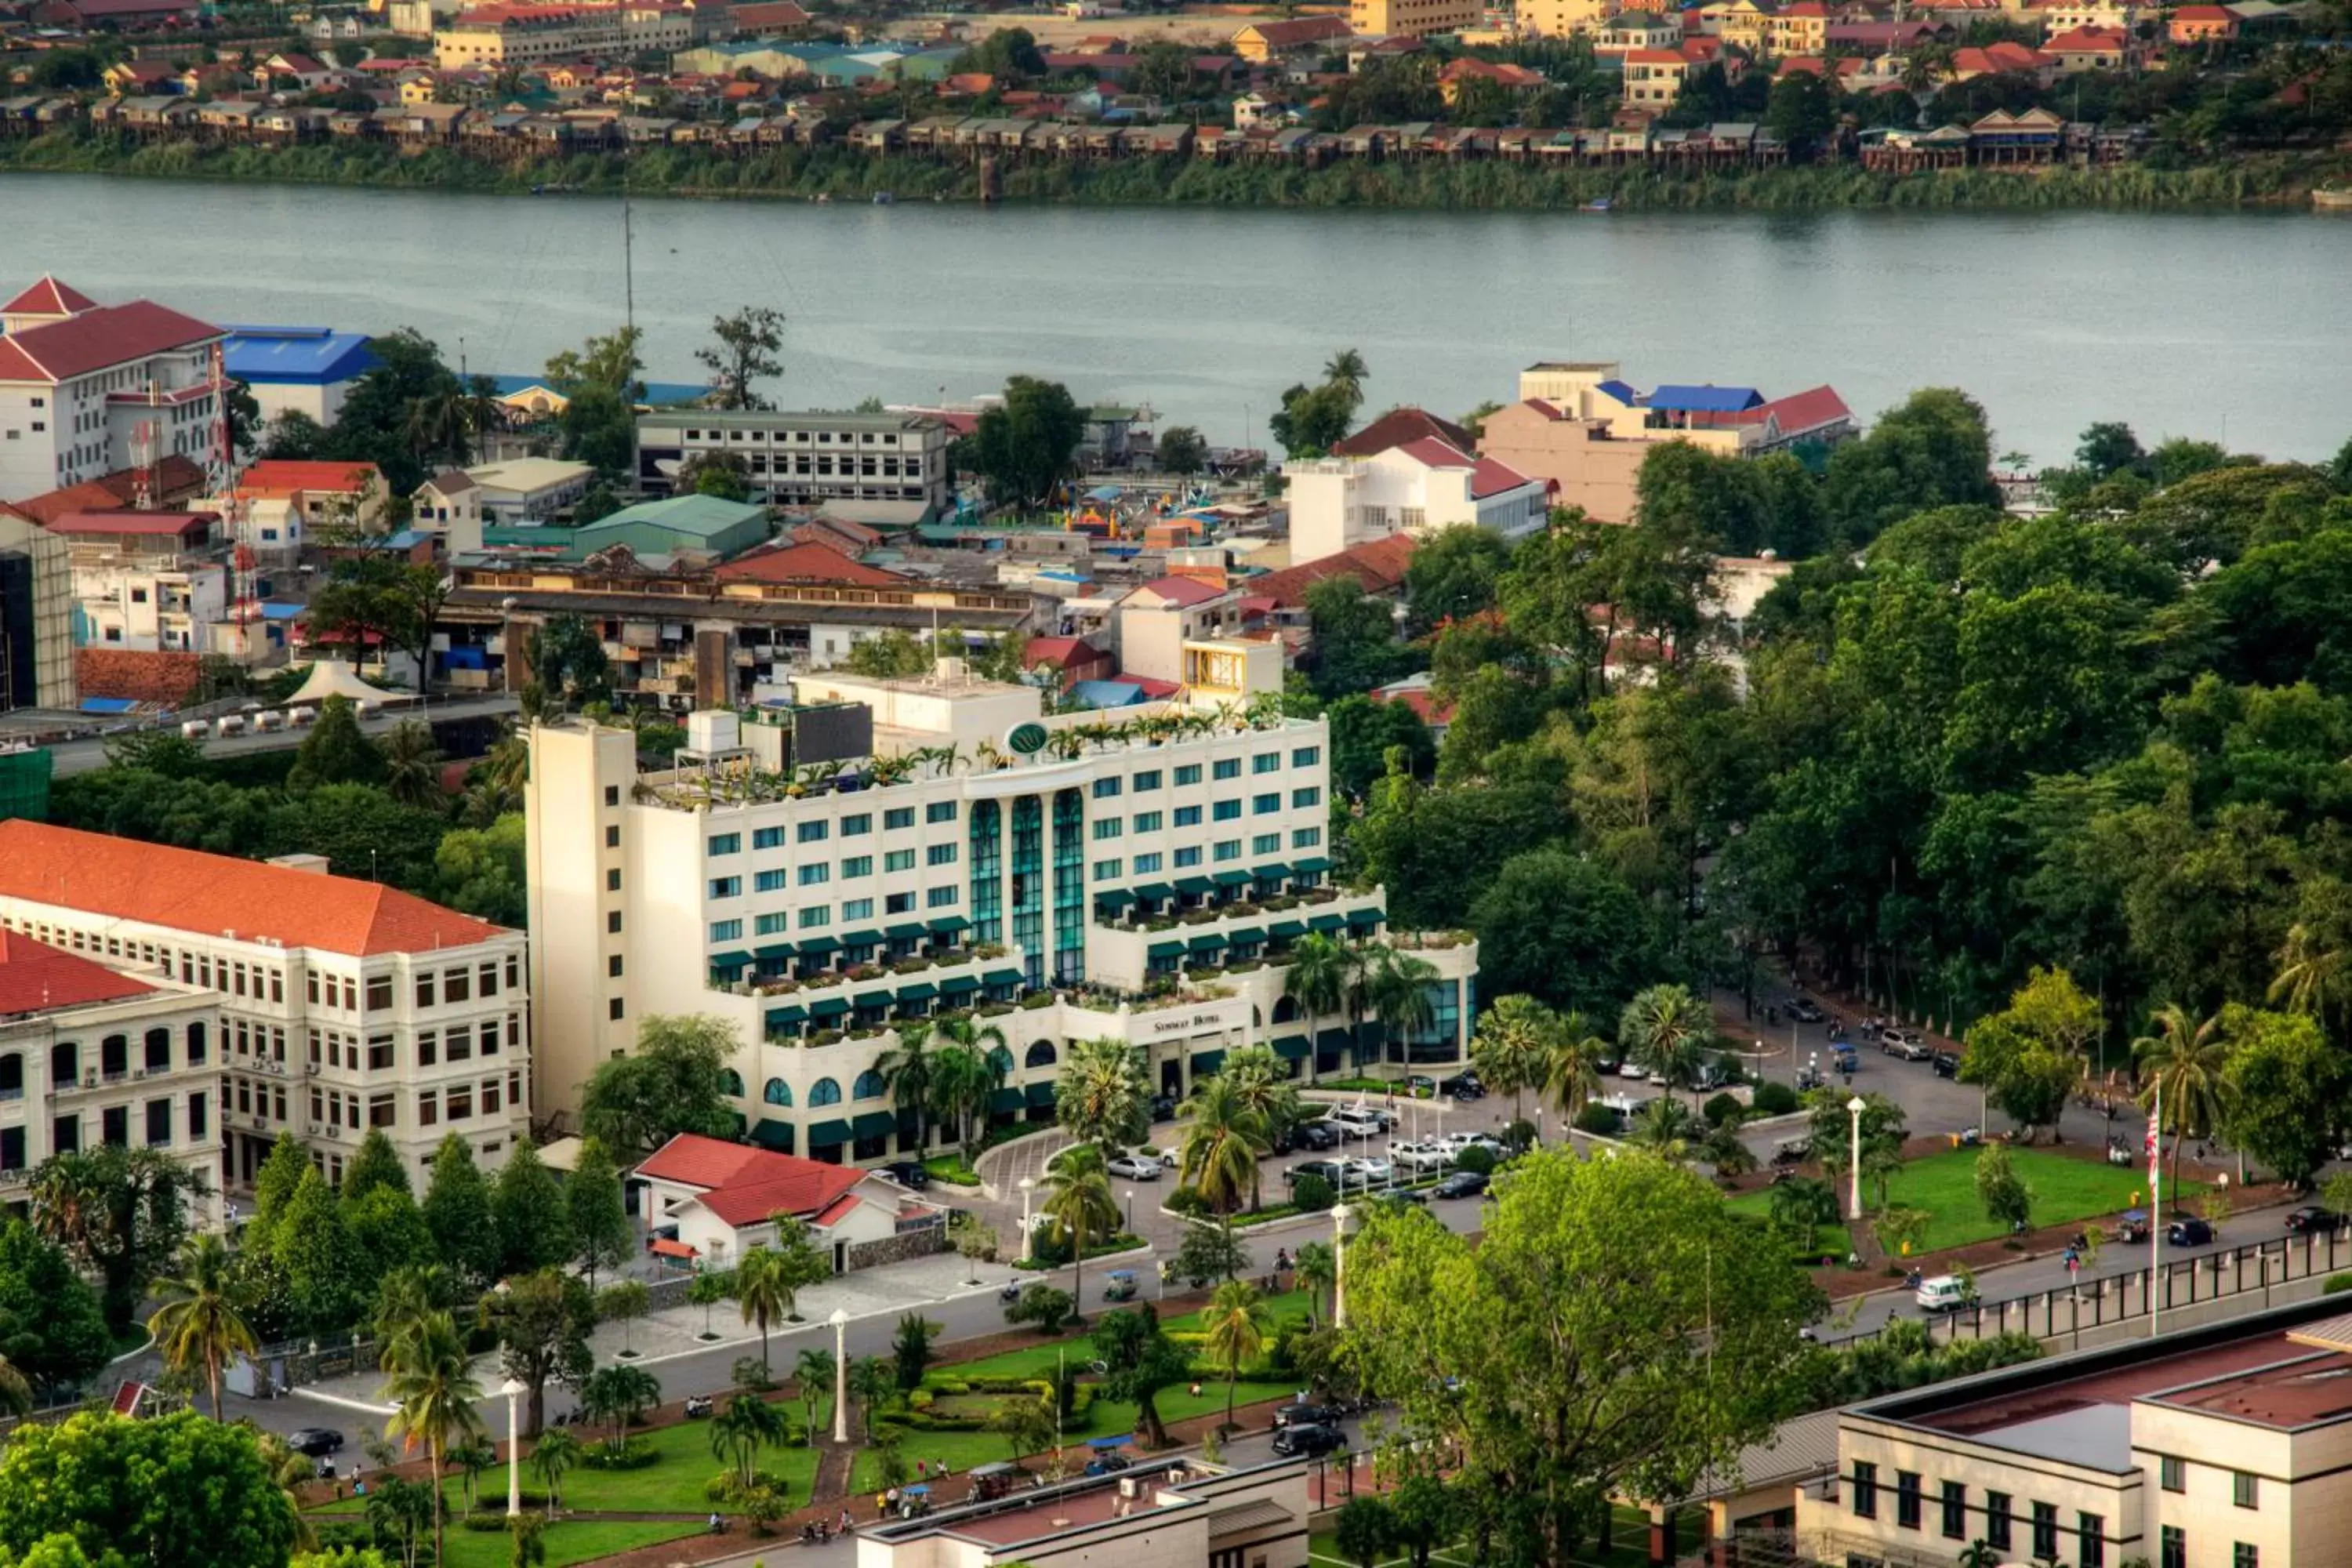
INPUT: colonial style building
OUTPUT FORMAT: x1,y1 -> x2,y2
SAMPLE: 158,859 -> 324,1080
0,277 -> 225,503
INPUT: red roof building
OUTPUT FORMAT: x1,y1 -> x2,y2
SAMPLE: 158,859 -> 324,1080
0,928 -> 157,1018
0,275 -> 97,323
1021,634 -> 1116,690
633,1132 -> 939,1262
0,299 -> 218,386
713,539 -> 906,589
1246,534 -> 1418,611
1330,406 -> 1474,459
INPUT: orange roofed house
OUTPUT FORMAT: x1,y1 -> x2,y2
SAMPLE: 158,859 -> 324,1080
0,820 -> 532,1191
1230,14 -> 1353,61
633,1131 -> 946,1269
227,459 -> 387,565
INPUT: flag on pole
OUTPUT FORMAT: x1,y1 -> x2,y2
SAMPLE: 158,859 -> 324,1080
2147,1102 -> 2161,1187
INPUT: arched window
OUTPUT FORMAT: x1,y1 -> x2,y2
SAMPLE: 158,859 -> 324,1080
185,1022 -> 207,1065
1025,1040 -> 1058,1069
764,1078 -> 793,1107
0,1054 -> 20,1097
49,1042 -> 75,1086
143,1027 -> 170,1072
1252,1006 -> 1262,1029
988,1046 -> 1014,1076
808,1077 -> 843,1108
721,1069 -> 745,1098
100,1034 -> 127,1078
852,1070 -> 887,1102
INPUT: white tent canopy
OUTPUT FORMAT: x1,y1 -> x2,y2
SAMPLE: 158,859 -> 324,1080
286,659 -> 401,706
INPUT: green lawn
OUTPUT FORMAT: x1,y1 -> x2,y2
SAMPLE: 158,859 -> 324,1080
1878,1147 -> 2198,1254
443,1520 -> 700,1568
1722,1192 -> 1849,1263
924,1155 -> 982,1186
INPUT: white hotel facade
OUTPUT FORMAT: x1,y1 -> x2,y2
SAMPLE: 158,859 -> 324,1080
525,667 -> 1479,1163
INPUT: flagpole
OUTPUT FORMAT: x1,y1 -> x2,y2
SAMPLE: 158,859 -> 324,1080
2151,1080 -> 2163,1340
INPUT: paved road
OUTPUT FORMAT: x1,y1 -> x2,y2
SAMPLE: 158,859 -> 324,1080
42,694 -> 520,776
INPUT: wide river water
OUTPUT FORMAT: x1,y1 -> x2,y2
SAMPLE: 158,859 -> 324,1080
5,172 -> 2350,463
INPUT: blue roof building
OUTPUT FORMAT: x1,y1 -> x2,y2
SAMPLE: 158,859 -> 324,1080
222,325 -> 379,427
1646,384 -> 1765,413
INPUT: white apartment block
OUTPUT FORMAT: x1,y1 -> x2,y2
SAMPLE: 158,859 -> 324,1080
1284,436 -> 1548,567
634,409 -> 954,524
526,671 -> 1479,1164
0,277 -> 224,504
0,822 -> 532,1189
48,510 -> 231,654
0,930 -> 227,1227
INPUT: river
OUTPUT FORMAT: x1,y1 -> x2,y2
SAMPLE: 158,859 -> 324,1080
5,171 -> 2347,464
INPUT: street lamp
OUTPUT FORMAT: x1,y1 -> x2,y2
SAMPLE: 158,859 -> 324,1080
498,1377 -> 526,1517
1846,1095 -> 1867,1221
829,1308 -> 851,1446
1330,1203 -> 1351,1328
1018,1177 -> 1035,1264
1123,1187 -> 1134,1236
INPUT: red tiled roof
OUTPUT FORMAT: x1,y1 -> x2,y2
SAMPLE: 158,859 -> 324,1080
1390,435 -> 1476,470
1129,675 -> 1181,699
1777,53 -> 1830,74
634,1132 -> 869,1228
0,300 -> 220,386
1740,384 -> 1852,437
0,929 -> 156,1017
1468,455 -> 1536,499
235,459 -> 382,497
2045,24 -> 2125,47
0,821 -> 510,956
47,510 -> 215,539
1126,574 -> 1224,608
1331,406 -> 1472,458
713,539 -> 905,588
1238,14 -> 1352,42
1247,534 -> 1417,609
2,276 -> 97,318
1623,48 -> 1688,64
1022,634 -> 1103,670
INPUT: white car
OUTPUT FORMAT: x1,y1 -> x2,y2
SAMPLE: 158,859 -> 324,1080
1619,1060 -> 1649,1078
1327,1109 -> 1385,1140
1390,1140 -> 1454,1171
1349,1156 -> 1394,1185
1105,1153 -> 1163,1181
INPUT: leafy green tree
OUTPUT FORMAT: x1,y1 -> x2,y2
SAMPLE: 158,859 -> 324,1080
1326,694 -> 1435,797
0,1410 -> 298,1568
1158,424 -> 1208,475
274,1165 -> 361,1335
0,1222 -> 109,1393
420,1134 -> 503,1294
972,376 -> 1086,508
692,459 -> 752,500
1765,69 -> 1835,151
579,1014 -> 741,1155
845,1355 -> 896,1443
28,1145 -> 205,1332
1469,850 -> 1655,1020
1821,387 -> 2001,547
382,1309 -> 488,1566
577,1362 -> 659,1455
1974,1143 -> 2034,1234
435,812 -> 528,927
731,1232 -> 828,1372
598,1279 -> 651,1356
344,1185 -> 436,1313
2219,1005 -> 2346,1188
1334,1496 -> 1395,1568
792,1346 -> 833,1436
1403,524 -> 1511,634
891,1312 -> 940,1392
954,25 -> 1045,78
529,614 -> 612,710
493,1142 -> 572,1279
342,1129 -> 412,1205
1302,574 -> 1406,699
528,1426 -> 580,1512
1053,1036 -> 1148,1151
1388,1472 -> 1458,1568
2076,420 -> 2147,480
2133,1003 -> 2235,1194
1092,1304 -> 1189,1446
480,1267 -> 594,1437
695,306 -> 786,411
567,1138 -> 633,1290
1168,1218 -> 1253,1289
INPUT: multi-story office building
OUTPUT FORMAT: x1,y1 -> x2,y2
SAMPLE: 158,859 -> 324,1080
0,928 -> 226,1224
634,409 -> 953,524
526,667 -> 1478,1163
0,277 -> 224,503
0,822 -> 532,1189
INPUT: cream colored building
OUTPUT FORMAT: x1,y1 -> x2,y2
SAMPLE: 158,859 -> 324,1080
1283,437 -> 1547,566
1351,0 -> 1479,38
524,677 -> 1478,1164
0,822 -> 531,1190
1519,0 -> 1621,37
434,3 -> 691,67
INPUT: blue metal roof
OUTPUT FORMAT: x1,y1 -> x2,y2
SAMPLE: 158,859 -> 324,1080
1647,384 -> 1764,413
222,325 -> 378,387
1594,378 -> 1642,405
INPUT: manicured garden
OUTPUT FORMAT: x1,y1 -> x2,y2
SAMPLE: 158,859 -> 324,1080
1879,1146 -> 2198,1254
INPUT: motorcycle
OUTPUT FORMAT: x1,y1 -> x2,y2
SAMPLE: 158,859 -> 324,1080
1000,1280 -> 1023,1303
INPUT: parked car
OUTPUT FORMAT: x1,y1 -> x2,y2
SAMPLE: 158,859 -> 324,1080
1694,1060 -> 1737,1091
1327,1108 -> 1385,1140
1286,1159 -> 1366,1192
1880,1029 -> 1930,1060
1432,1170 -> 1490,1200
288,1428 -> 345,1457
1349,1156 -> 1393,1185
2168,1218 -> 2215,1247
2287,1205 -> 2343,1234
1149,1094 -> 1178,1123
1389,1140 -> 1454,1171
1915,1276 -> 1973,1313
1930,1051 -> 1961,1079
1618,1060 -> 1649,1079
880,1160 -> 931,1189
1272,1401 -> 1343,1430
1373,1187 -> 1428,1207
1106,1153 -> 1162,1181
1789,999 -> 1824,1023
1083,1450 -> 1132,1476
1272,1422 -> 1348,1458
1771,1137 -> 1811,1166
1295,1120 -> 1342,1151
1438,1073 -> 1485,1100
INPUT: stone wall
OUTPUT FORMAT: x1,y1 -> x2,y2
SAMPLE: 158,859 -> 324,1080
74,648 -> 201,704
848,1222 -> 946,1272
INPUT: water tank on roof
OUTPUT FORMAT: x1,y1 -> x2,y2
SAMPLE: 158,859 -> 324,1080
686,710 -> 741,755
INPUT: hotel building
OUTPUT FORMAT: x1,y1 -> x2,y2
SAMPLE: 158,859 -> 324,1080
525,662 -> 1479,1162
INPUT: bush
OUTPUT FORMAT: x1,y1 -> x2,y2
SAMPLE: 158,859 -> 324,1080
1574,1103 -> 1621,1136
2325,1273 -> 2352,1295
1753,1081 -> 1799,1116
1290,1172 -> 1335,1212
1504,1118 -> 1537,1152
1004,1283 -> 1074,1334
1704,1092 -> 1744,1127
934,1378 -> 971,1396
1165,1185 -> 1210,1219
1019,991 -> 1056,1009
1454,1146 -> 1497,1177
578,1439 -> 661,1471
462,1513 -> 513,1533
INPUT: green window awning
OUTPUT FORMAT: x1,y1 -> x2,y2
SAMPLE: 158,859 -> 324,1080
1272,1035 -> 1312,1061
852,1111 -> 898,1141
1147,940 -> 1185,959
1269,920 -> 1307,940
1223,926 -> 1265,946
985,968 -> 1024,987
886,922 -> 929,940
989,1087 -> 1025,1113
1094,888 -> 1136,909
765,1005 -> 808,1026
1187,932 -> 1226,953
754,942 -> 796,960
837,929 -> 882,948
929,916 -> 971,935
898,982 -> 938,1003
1024,1082 -> 1058,1108
1291,856 -> 1330,875
940,974 -> 981,995
1212,868 -> 1251,887
1347,908 -> 1382,928
1190,1049 -> 1225,1076
797,935 -> 841,954
709,950 -> 753,968
1316,1027 -> 1353,1055
808,996 -> 851,1018
851,990 -> 895,1014
1252,862 -> 1291,881
1308,913 -> 1346,933
750,1117 -> 795,1152
1175,875 -> 1216,895
807,1118 -> 853,1147
1134,882 -> 1174,902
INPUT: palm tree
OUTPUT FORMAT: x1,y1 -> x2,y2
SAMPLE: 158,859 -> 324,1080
1283,934 -> 1353,1087
1200,1279 -> 1272,1433
146,1233 -> 256,1421
448,1440 -> 496,1511
1701,1121 -> 1759,1180
1054,1036 -> 1149,1151
1322,349 -> 1369,405
371,1265 -> 446,1370
929,1015 -> 1010,1160
1471,994 -> 1554,1124
876,1024 -> 940,1150
2133,1004 -> 2235,1198
1293,1240 -> 1336,1328
2270,921 -> 2349,1026
710,1392 -> 789,1490
529,1426 -> 579,1515
793,1346 -> 835,1439
579,1363 -> 661,1455
379,1309 -> 487,1568
1367,948 -> 1439,1063
845,1355 -> 896,1443
1544,1010 -> 1610,1127
732,1247 -> 790,1373
1178,1073 -> 1270,1217
253,1431 -> 318,1550
1219,1044 -> 1302,1203
1618,984 -> 1716,1108
379,720 -> 444,809
402,384 -> 471,468
1040,1142 -> 1120,1322
1628,1098 -> 1699,1162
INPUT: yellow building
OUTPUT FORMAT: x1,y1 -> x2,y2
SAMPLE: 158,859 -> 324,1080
1518,0 -> 1618,38
1351,0 -> 1479,38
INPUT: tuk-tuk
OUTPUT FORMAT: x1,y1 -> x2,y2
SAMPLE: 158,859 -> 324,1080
2116,1208 -> 2151,1244
1102,1269 -> 1138,1302
1083,1436 -> 1134,1476
969,1461 -> 1022,1501
898,1483 -> 933,1519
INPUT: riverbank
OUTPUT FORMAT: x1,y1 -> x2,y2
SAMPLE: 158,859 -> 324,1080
3,132 -> 2345,211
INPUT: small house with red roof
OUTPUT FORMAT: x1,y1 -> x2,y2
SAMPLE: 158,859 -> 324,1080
1021,633 -> 1116,691
1436,56 -> 1546,102
2166,3 -> 2236,41
1116,573 -> 1244,686
1284,433 -> 1545,566
633,1131 -> 942,1267
2042,24 -> 2130,69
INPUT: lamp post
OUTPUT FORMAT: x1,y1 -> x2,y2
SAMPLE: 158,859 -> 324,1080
1846,1095 -> 1867,1221
829,1308 -> 851,1446
499,1377 -> 526,1517
1123,1188 -> 1134,1236
1330,1203 -> 1351,1328
1018,1177 -> 1035,1264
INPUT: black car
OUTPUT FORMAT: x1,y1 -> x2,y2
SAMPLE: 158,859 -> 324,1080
288,1428 -> 345,1457
1272,1401 -> 1342,1430
1930,1051 -> 1961,1079
881,1160 -> 931,1189
1438,1073 -> 1485,1101
1432,1170 -> 1489,1200
2168,1218 -> 2215,1247
2287,1205 -> 2343,1234
1272,1422 -> 1348,1458
1296,1121 -> 1342,1151
1149,1094 -> 1178,1123
1789,999 -> 1824,1023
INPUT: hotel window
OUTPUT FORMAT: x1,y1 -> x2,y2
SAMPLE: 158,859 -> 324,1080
1134,811 -> 1163,833
479,964 -> 498,999
1253,752 -> 1279,774
1174,764 -> 1202,786
710,877 -> 742,898
416,972 -> 437,1008
1895,1472 -> 1920,1530
1294,827 -> 1323,849
1293,786 -> 1321,809
1849,1461 -> 1877,1520
755,913 -> 789,935
1214,800 -> 1242,822
609,956 -> 623,978
1254,833 -> 1281,855
609,998 -> 625,1021
1134,852 -> 1163,873
843,898 -> 874,920
481,1080 -> 502,1116
841,813 -> 871,836
1212,758 -> 1240,781
1252,793 -> 1280,815
2079,1512 -> 2104,1568
2160,1456 -> 2184,1492
2161,1527 -> 2184,1568
2234,1546 -> 2257,1568
1174,805 -> 1203,828
799,906 -> 830,928
1093,819 -> 1122,841
708,833 -> 741,855
418,1031 -> 437,1068
2032,1503 -> 2059,1562
445,970 -> 470,1004
753,826 -> 785,849
926,801 -> 957,824
1094,859 -> 1123,880
1292,746 -> 1319,768
1092,778 -> 1121,799
798,822 -> 828,844
798,865 -> 829,887
886,892 -> 916,914
2234,1472 -> 2258,1508
927,886 -> 958,909
1214,840 -> 1242,862
710,920 -> 742,942
1134,769 -> 1161,790
1983,1491 -> 2009,1551
885,849 -> 916,873
1174,846 -> 1203,868
366,975 -> 394,1011
506,954 -> 518,989
756,870 -> 787,892
927,844 -> 956,866
1939,1483 -> 1965,1540
417,1090 -> 438,1127
841,855 -> 873,878
885,807 -> 915,830
446,1086 -> 473,1121
369,1092 -> 396,1129
607,869 -> 622,891
445,1025 -> 472,1062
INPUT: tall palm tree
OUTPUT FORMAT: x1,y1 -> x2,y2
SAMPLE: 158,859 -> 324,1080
1040,1142 -> 1120,1322
1472,994 -> 1554,1124
845,1355 -> 896,1443
793,1346 -> 835,1439
1618,984 -> 1716,1108
929,1015 -> 1010,1160
1628,1098 -> 1698,1163
1293,1240 -> 1336,1328
2132,1004 -> 2236,1197
1283,934 -> 1353,1087
732,1247 -> 789,1373
1544,1010 -> 1610,1127
1322,349 -> 1369,406
1178,1073 -> 1270,1217
1367,948 -> 1439,1065
2270,921 -> 2349,1026
1054,1036 -> 1149,1151
876,1024 -> 940,1151
379,1310 -> 486,1568
379,720 -> 444,810
402,385 -> 472,469
529,1426 -> 579,1515
710,1392 -> 788,1490
1200,1279 -> 1272,1433
371,1265 -> 446,1369
146,1232 -> 256,1421
1219,1044 -> 1302,1202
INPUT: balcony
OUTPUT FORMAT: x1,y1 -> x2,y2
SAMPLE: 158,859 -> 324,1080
711,942 -> 1034,1047
1088,879 -> 1386,992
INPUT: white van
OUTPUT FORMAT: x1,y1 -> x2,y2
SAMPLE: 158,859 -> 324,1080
1915,1275 -> 1973,1312
180,719 -> 210,740
252,710 -> 285,733
1327,1107 -> 1385,1141
286,706 -> 318,728
216,715 -> 247,737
